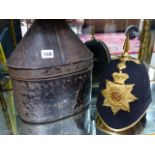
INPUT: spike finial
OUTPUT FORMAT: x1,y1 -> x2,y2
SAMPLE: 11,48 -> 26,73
123,33 -> 130,56
91,25 -> 95,39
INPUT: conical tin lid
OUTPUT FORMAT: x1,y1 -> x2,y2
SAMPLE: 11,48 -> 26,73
7,20 -> 93,80
7,20 -> 93,69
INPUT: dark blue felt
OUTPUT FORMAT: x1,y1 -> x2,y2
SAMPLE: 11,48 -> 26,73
96,59 -> 152,129
85,39 -> 111,77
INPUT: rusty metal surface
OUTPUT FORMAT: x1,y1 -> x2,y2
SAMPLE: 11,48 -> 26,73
12,71 -> 92,123
8,60 -> 92,80
17,108 -> 91,135
7,20 -> 93,124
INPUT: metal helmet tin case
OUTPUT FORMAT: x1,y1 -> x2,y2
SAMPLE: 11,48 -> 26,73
96,34 -> 152,133
7,20 -> 93,124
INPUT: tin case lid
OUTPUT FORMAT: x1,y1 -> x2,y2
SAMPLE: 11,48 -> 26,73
7,20 -> 93,70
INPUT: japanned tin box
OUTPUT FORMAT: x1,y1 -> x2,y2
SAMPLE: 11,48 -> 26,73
7,19 -> 93,133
